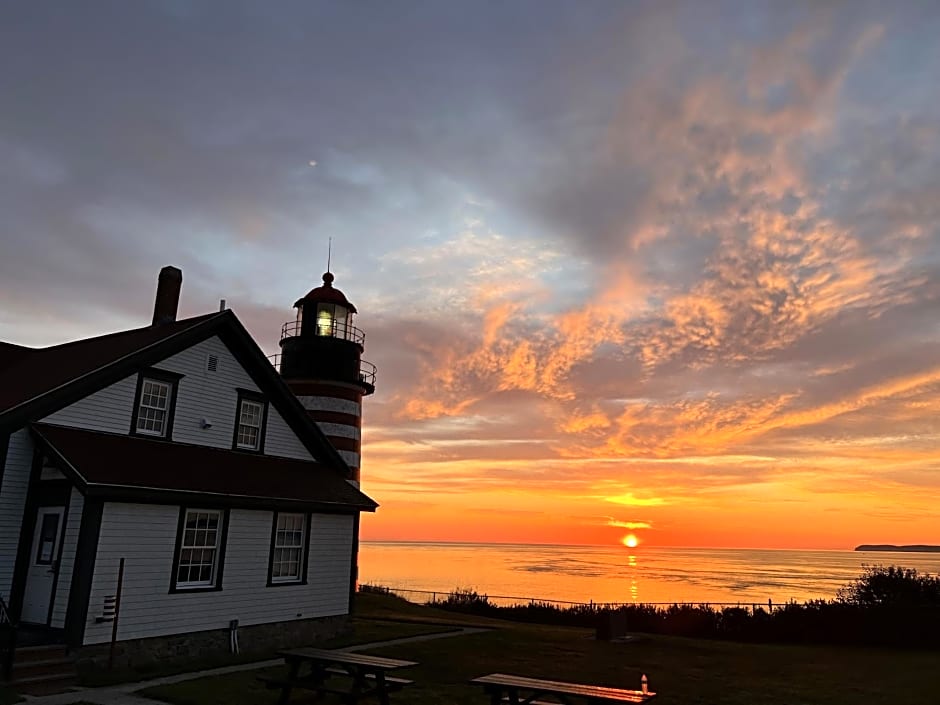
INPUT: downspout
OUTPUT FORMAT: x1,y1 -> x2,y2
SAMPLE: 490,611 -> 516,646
348,513 -> 360,616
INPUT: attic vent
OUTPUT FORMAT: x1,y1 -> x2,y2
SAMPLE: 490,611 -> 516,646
206,354 -> 220,373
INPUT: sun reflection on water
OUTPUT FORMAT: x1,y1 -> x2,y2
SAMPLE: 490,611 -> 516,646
628,554 -> 638,601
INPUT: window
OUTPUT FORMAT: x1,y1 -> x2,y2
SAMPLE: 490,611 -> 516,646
316,304 -> 334,336
171,508 -> 228,592
233,390 -> 267,452
130,369 -> 181,439
268,512 -> 309,585
137,379 -> 170,435
236,400 -> 263,449
35,512 -> 61,565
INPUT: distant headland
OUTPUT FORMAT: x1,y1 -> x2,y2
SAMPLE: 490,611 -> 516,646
855,544 -> 940,552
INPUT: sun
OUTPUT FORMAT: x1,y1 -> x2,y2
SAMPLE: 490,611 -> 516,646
622,534 -> 639,548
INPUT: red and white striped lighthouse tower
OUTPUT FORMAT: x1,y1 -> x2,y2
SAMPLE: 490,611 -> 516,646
278,272 -> 375,484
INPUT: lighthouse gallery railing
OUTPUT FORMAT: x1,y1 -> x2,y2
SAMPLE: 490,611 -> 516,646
268,354 -> 377,387
279,319 -> 365,346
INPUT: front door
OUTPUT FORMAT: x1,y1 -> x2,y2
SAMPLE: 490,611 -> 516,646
22,506 -> 65,624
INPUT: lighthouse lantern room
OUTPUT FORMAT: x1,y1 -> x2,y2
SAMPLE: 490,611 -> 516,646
278,272 -> 375,484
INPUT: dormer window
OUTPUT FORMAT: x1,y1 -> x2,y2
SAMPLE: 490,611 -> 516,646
237,401 -> 263,448
138,380 -> 170,434
234,390 -> 267,452
130,369 -> 181,439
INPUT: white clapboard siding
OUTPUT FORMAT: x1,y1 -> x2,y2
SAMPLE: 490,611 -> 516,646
264,411 -> 314,460
83,503 -> 354,645
42,374 -> 137,432
156,336 -> 313,460
156,336 -> 251,449
0,429 -> 32,598
39,335 -> 313,461
50,488 -> 84,628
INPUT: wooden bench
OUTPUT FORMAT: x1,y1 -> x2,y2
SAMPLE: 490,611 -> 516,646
324,666 -> 415,687
258,673 -> 413,699
471,672 -> 656,705
264,647 -> 418,705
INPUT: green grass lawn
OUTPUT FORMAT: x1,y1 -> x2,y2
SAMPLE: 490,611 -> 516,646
140,593 -> 940,705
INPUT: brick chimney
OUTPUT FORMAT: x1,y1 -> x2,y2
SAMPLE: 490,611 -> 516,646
152,266 -> 182,325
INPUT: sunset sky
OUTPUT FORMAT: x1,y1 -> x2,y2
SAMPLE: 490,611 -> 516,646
2,2 -> 939,549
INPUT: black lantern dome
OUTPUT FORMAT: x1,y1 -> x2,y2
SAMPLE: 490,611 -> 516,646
278,272 -> 374,394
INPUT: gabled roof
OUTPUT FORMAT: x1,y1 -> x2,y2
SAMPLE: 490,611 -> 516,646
0,310 -> 357,481
32,423 -> 377,511
0,341 -> 34,369
0,312 -> 220,415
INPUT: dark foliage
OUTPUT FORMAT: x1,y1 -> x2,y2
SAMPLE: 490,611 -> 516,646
837,565 -> 940,606
434,588 -> 493,611
423,565 -> 940,649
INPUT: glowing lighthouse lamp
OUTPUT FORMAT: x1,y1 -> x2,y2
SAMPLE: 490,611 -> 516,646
277,270 -> 376,486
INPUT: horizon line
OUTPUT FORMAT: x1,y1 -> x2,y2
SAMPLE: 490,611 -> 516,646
358,538 -> 868,552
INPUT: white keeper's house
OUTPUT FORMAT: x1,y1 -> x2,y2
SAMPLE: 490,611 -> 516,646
0,266 -> 378,668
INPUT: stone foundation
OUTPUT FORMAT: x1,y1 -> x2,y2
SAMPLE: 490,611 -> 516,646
75,614 -> 349,670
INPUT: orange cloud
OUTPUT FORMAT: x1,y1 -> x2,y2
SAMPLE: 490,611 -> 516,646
603,493 -> 667,507
560,411 -> 611,434
606,519 -> 653,530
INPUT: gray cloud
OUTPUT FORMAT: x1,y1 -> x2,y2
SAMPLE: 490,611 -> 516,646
3,1 -> 940,545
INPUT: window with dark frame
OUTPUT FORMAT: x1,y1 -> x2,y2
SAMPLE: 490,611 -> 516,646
236,399 -> 264,449
233,391 -> 267,452
131,369 -> 181,439
175,509 -> 222,588
35,513 -> 60,565
269,512 -> 307,584
136,378 -> 171,435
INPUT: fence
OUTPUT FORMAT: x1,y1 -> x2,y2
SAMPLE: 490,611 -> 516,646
360,584 -> 940,649
358,584 -> 783,613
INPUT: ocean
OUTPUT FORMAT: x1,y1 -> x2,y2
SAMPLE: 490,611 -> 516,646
358,541 -> 940,606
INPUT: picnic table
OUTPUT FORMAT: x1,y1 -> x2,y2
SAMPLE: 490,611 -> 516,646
260,647 -> 418,705
471,672 -> 657,705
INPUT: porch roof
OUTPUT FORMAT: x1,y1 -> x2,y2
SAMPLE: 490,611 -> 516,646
31,423 -> 377,512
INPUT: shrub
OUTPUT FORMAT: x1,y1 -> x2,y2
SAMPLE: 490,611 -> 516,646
837,565 -> 940,606
430,588 -> 495,613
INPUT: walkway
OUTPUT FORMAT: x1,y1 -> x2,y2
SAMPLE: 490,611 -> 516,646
21,625 -> 490,705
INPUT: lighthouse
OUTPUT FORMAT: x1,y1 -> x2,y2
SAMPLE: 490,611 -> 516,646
278,272 -> 375,484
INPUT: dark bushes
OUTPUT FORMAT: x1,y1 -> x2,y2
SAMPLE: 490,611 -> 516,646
435,588 -> 493,611
837,565 -> 940,606
423,565 -> 940,649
